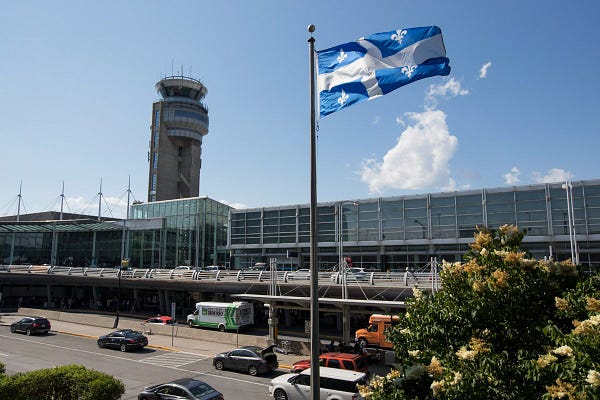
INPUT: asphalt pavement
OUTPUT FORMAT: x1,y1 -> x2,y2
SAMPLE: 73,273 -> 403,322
0,312 -> 313,371
0,312 -> 392,378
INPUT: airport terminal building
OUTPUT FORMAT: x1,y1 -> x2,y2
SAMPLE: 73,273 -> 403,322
228,179 -> 600,270
1,179 -> 599,270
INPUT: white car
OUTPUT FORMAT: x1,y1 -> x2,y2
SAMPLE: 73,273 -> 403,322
269,367 -> 367,400
287,269 -> 311,280
331,268 -> 369,283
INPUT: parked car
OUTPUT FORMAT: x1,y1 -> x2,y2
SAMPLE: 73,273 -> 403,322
145,315 -> 176,325
331,267 -> 369,283
138,377 -> 223,400
213,345 -> 278,376
290,352 -> 368,375
287,269 -> 311,280
201,265 -> 223,272
269,367 -> 368,400
10,316 -> 51,335
97,329 -> 148,352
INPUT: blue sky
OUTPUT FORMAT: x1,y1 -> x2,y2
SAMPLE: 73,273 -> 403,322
1,1 -> 599,218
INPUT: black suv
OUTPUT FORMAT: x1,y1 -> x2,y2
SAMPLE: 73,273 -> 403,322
10,316 -> 51,335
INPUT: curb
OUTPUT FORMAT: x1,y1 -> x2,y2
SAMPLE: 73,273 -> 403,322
57,330 -> 179,352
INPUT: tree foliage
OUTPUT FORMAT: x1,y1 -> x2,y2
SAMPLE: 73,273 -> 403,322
0,364 -> 124,400
361,225 -> 600,399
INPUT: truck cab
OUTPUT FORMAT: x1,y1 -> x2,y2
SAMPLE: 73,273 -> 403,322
355,314 -> 399,349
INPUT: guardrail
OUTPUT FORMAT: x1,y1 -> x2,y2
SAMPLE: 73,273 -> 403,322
0,264 -> 440,288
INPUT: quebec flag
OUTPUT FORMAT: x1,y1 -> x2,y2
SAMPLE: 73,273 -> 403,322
317,26 -> 450,117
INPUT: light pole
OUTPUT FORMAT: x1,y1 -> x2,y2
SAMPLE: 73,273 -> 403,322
338,201 -> 358,299
562,182 -> 579,265
414,219 -> 426,239
112,259 -> 127,329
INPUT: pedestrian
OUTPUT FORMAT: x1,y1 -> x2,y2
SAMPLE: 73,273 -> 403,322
326,340 -> 335,353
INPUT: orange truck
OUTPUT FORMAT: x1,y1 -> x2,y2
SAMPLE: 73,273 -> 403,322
355,314 -> 399,349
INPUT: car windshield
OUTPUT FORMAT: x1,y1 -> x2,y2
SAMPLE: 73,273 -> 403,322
188,381 -> 216,398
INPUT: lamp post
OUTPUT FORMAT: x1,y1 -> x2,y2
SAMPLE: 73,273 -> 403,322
562,182 -> 579,265
414,219 -> 426,239
112,259 -> 127,329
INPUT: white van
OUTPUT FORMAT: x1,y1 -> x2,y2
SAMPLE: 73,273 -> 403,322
269,367 -> 367,400
186,301 -> 254,332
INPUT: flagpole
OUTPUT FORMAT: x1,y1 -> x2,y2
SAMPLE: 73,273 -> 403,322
308,23 -> 321,400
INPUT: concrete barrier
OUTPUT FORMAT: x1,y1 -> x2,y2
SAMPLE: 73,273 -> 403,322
17,307 -> 269,347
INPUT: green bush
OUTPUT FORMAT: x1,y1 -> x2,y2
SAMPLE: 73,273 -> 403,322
361,225 -> 600,399
0,364 -> 124,400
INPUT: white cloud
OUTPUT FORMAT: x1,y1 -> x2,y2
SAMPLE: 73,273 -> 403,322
479,61 -> 492,79
533,168 -> 575,183
425,77 -> 469,110
60,195 -> 129,219
503,166 -> 521,185
360,109 -> 458,193
372,116 -> 381,125
219,200 -> 248,209
395,116 -> 405,127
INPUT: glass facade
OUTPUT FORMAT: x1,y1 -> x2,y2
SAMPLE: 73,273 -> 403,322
0,221 -> 123,267
130,197 -> 230,269
0,197 -> 231,270
228,180 -> 600,270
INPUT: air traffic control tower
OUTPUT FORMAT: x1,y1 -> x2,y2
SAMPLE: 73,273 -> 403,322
148,76 -> 209,202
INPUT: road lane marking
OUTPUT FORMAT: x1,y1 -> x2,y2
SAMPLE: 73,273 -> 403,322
0,333 -> 269,387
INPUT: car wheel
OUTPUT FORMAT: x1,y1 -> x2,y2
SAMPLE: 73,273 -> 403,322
214,360 -> 224,370
120,343 -> 128,352
97,340 -> 104,348
188,320 -> 194,328
248,365 -> 259,376
218,324 -> 225,332
274,389 -> 288,400
358,338 -> 368,348
10,326 -> 16,333
26,328 -> 32,336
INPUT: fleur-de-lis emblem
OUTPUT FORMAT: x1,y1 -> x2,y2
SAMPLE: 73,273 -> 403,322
401,65 -> 417,78
337,90 -> 349,106
391,29 -> 407,44
337,49 -> 348,64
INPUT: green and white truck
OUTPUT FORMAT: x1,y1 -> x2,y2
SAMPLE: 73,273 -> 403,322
186,301 -> 254,332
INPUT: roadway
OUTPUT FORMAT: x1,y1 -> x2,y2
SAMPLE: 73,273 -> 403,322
0,315 -> 299,400
0,313 -> 392,399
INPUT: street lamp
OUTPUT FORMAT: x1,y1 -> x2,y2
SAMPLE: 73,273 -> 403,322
338,201 -> 358,300
414,219 -> 426,239
562,182 -> 579,265
112,259 -> 128,329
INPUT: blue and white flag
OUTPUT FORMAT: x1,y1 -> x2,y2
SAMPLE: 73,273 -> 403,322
317,26 -> 450,117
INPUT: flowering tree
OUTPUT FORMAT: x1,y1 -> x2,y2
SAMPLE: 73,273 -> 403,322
361,225 -> 599,399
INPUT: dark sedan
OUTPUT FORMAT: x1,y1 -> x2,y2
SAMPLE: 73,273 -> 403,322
97,329 -> 148,352
10,316 -> 51,335
213,345 -> 278,376
138,378 -> 223,400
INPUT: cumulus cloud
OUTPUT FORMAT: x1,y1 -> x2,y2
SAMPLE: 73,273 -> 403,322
219,200 -> 248,209
425,77 -> 469,110
395,116 -> 405,127
533,168 -> 575,183
479,61 -> 492,79
503,166 -> 521,185
360,109 -> 458,193
62,195 -> 129,218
